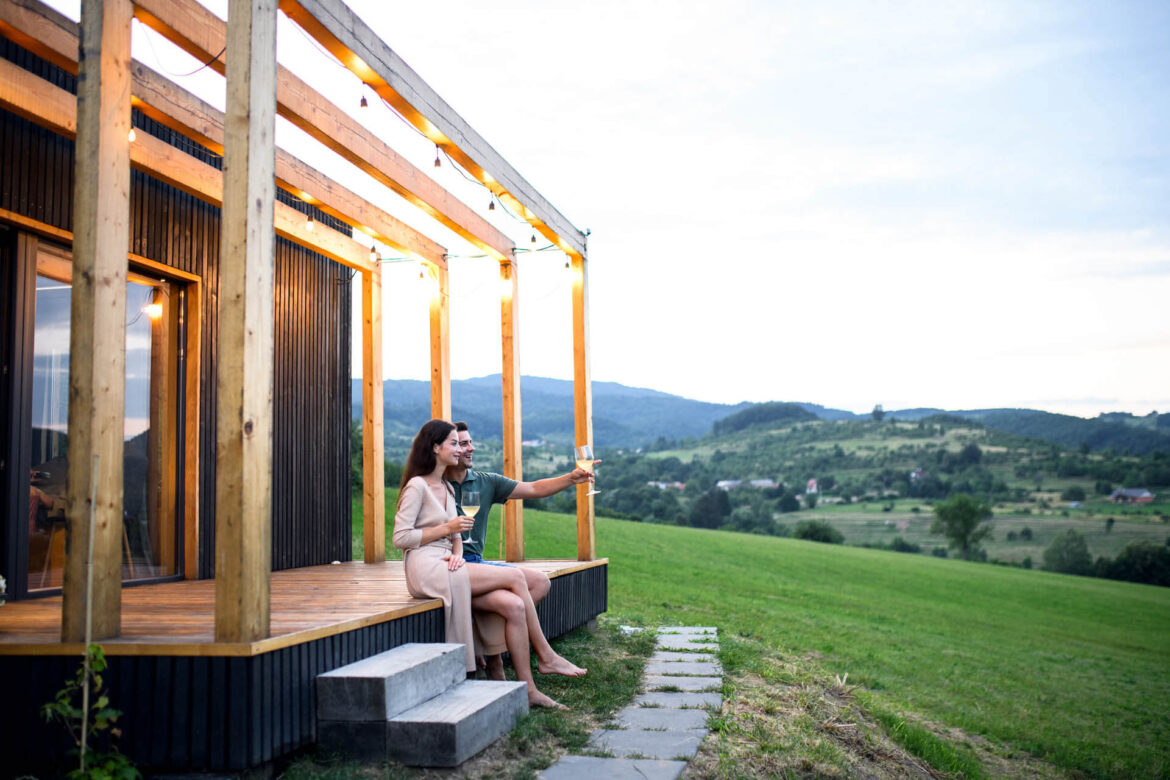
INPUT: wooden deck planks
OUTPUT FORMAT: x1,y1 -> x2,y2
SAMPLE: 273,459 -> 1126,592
0,559 -> 606,656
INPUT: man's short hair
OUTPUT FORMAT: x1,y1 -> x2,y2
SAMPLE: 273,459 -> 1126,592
454,421 -> 469,433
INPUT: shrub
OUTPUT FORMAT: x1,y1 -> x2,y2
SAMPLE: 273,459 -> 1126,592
1020,526 -> 1034,541
1022,556 -> 1033,569
1060,486 -> 1087,502
1097,542 -> 1170,587
793,519 -> 844,544
1006,531 -> 1018,541
890,536 -> 921,553
931,547 -> 948,558
1043,530 -> 1092,576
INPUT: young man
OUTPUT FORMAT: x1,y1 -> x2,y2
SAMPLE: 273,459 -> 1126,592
448,421 -> 594,678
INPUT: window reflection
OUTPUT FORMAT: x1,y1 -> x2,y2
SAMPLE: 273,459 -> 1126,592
27,250 -> 182,591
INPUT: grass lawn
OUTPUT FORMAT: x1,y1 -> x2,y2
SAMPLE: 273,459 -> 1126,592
516,508 -> 1169,778
352,494 -> 1170,777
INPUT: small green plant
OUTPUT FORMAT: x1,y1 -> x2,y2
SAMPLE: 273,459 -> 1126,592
42,644 -> 140,780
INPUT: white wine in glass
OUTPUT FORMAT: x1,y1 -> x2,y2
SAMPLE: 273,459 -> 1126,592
461,490 -> 480,541
575,445 -> 600,496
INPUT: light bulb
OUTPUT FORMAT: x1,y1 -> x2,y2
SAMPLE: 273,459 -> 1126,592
530,234 -> 537,243
127,127 -> 137,142
360,95 -> 368,108
369,247 -> 378,263
144,302 -> 163,320
488,200 -> 495,211
306,217 -> 315,232
434,146 -> 441,168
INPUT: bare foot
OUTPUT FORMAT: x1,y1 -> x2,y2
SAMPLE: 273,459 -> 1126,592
536,655 -> 587,677
528,689 -> 567,710
486,654 -> 506,681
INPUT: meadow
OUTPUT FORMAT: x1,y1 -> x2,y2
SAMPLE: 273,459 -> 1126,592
355,495 -> 1170,778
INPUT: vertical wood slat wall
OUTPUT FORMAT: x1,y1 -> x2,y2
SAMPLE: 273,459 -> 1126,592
0,39 -> 351,579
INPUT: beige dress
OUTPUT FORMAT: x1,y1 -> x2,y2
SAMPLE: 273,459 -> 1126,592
393,476 -> 476,672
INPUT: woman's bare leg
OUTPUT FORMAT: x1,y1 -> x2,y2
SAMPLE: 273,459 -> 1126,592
467,564 -> 586,677
466,566 -> 566,707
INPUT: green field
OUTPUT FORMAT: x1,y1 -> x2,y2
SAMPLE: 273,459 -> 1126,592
356,494 -> 1170,777
528,508 -> 1165,777
807,499 -> 1170,564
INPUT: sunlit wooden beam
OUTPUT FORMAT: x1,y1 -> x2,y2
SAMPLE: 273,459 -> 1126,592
500,261 -> 524,561
0,0 -> 446,266
429,262 -> 451,420
361,264 -> 385,563
61,0 -> 133,643
213,0 -> 277,643
571,252 -> 595,560
279,0 -> 588,261
132,0 -> 515,262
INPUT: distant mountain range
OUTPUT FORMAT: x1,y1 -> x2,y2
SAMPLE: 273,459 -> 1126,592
353,376 -> 1170,455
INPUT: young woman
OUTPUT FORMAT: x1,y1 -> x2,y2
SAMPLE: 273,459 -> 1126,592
393,419 -> 565,708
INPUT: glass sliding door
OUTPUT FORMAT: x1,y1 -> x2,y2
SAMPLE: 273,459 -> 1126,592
27,246 -> 184,591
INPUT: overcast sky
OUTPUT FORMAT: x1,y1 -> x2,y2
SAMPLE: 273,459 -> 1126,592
47,0 -> 1170,417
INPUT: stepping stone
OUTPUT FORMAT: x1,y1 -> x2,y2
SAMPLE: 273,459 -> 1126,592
645,661 -> 722,676
635,692 -> 722,709
588,728 -> 705,760
656,635 -> 719,651
316,643 -> 465,721
649,651 -> 717,663
539,756 -> 686,780
384,679 -> 528,767
645,675 -> 721,692
612,706 -> 709,731
658,626 -> 717,635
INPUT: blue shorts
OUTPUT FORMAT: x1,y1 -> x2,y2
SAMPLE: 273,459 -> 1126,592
463,553 -> 513,567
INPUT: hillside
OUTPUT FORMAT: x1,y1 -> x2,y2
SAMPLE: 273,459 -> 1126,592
352,499 -> 1170,778
354,375 -> 1170,456
352,375 -> 749,452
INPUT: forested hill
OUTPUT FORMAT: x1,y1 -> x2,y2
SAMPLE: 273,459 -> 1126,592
351,375 -> 750,448
353,376 -> 1170,455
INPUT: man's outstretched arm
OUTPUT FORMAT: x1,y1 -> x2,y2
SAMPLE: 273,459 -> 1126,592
508,466 -> 596,500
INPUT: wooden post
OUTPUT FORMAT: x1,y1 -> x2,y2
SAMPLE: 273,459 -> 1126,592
500,260 -> 523,561
429,261 -> 451,420
62,0 -> 132,642
214,0 -> 277,643
361,264 -> 385,563
571,252 -> 595,561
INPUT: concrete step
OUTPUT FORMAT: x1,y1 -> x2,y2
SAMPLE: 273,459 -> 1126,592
316,643 -> 465,722
387,679 -> 528,767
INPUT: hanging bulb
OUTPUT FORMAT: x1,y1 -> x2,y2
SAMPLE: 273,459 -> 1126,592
488,199 -> 495,211
359,95 -> 368,109
564,260 -> 570,269
434,146 -> 441,168
369,247 -> 378,263
306,216 -> 315,232
127,127 -> 137,142
419,270 -> 425,279
530,233 -> 537,244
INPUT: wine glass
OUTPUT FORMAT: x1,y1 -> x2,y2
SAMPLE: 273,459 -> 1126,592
575,445 -> 600,496
460,490 -> 480,541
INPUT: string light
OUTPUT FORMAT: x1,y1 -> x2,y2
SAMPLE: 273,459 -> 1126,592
144,302 -> 163,320
127,127 -> 137,142
434,146 -> 441,168
530,233 -> 537,243
360,95 -> 368,109
369,247 -> 379,263
488,199 -> 495,211
306,217 -> 315,232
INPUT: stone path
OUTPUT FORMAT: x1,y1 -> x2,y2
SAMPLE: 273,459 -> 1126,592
538,627 -> 721,780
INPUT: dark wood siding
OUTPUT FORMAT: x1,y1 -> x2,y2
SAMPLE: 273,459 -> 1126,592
1,39 -> 353,583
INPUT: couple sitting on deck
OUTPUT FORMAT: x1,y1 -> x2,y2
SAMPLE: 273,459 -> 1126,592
393,419 -> 595,709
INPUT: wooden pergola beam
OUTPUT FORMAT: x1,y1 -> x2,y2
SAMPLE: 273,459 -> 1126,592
0,56 -> 374,273
0,0 -> 445,266
361,264 -> 385,563
132,0 -> 514,262
61,0 -> 133,642
571,253 -> 595,560
213,0 -> 277,644
500,261 -> 523,561
278,0 -> 588,261
429,262 -> 451,420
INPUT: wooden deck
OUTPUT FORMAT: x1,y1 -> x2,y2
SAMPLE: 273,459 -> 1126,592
0,558 -> 607,656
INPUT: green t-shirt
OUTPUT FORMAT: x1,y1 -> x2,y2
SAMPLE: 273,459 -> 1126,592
449,469 -> 519,558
